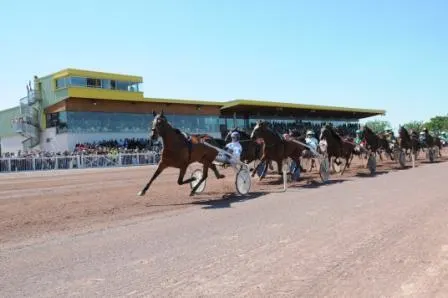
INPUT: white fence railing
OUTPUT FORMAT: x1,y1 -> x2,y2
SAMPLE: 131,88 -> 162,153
0,152 -> 161,173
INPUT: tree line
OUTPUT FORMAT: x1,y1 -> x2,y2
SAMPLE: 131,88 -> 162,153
363,114 -> 448,135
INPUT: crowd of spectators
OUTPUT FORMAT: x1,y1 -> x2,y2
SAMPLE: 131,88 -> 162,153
245,121 -> 359,137
0,138 -> 161,172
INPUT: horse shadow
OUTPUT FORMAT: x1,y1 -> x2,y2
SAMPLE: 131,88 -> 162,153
146,191 -> 267,210
299,179 -> 347,189
191,191 -> 267,209
420,160 -> 443,164
355,170 -> 388,178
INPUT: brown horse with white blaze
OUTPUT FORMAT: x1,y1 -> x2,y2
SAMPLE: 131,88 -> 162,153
137,111 -> 225,197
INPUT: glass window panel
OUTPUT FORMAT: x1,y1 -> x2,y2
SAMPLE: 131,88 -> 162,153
116,81 -> 129,91
55,78 -> 67,89
102,79 -> 111,89
62,112 -> 220,134
86,78 -> 101,88
69,77 -> 87,87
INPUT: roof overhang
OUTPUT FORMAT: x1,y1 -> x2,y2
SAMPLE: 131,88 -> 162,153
220,99 -> 385,119
51,68 -> 143,83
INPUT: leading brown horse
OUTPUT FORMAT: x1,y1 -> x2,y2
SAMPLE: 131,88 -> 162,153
250,120 -> 304,180
137,111 -> 225,197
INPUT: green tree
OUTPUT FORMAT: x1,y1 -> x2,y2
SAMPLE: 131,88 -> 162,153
424,115 -> 448,133
364,120 -> 391,134
403,120 -> 424,132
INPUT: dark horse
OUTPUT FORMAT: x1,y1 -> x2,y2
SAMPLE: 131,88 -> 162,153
398,126 -> 420,161
138,111 -> 225,197
361,126 -> 394,161
420,130 -> 443,158
435,136 -> 443,157
250,120 -> 305,179
319,124 -> 355,175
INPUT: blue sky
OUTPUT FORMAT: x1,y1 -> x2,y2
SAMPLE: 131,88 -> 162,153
1,0 -> 447,130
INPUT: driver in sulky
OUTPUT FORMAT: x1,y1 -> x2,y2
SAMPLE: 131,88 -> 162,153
223,131 -> 243,164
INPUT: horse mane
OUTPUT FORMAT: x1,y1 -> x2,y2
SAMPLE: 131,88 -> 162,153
364,125 -> 374,134
399,126 -> 410,139
327,125 -> 342,142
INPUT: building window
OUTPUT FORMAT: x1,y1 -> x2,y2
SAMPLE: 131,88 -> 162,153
65,76 -> 141,92
86,78 -> 101,88
70,77 -> 87,87
55,77 -> 67,89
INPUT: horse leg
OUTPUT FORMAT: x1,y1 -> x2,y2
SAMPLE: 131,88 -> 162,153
252,156 -> 268,178
276,159 -> 283,176
348,153 -> 354,168
177,165 -> 198,185
210,163 -> 225,179
137,163 -> 167,196
252,158 -> 263,177
309,158 -> 314,172
340,154 -> 351,176
190,163 -> 209,196
259,159 -> 269,181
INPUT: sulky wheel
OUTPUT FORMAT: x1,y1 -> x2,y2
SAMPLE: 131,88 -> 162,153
398,150 -> 406,168
190,169 -> 206,194
428,148 -> 435,163
367,153 -> 377,175
319,156 -> 330,183
434,146 -> 440,159
235,167 -> 251,195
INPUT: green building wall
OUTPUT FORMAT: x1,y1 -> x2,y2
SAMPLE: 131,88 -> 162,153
0,106 -> 20,137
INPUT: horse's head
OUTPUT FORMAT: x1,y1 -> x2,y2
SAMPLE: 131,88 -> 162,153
319,124 -> 332,141
150,110 -> 169,140
289,128 -> 301,138
398,126 -> 409,140
250,120 -> 269,140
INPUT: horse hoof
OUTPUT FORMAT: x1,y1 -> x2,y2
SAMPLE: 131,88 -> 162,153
218,174 -> 225,179
137,191 -> 145,197
189,191 -> 195,196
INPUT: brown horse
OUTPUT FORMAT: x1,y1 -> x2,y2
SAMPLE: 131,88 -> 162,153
435,136 -> 443,157
319,124 -> 355,175
420,130 -> 443,158
361,126 -> 393,161
138,111 -> 225,197
250,120 -> 304,180
398,126 -> 419,161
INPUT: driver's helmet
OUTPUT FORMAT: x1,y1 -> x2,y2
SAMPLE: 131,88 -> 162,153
230,131 -> 240,142
419,131 -> 425,135
356,129 -> 362,135
306,130 -> 314,137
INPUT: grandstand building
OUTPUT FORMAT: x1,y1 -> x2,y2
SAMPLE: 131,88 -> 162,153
0,68 -> 385,154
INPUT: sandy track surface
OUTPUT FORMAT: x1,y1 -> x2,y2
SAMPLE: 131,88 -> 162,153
1,154 -> 448,297
1,150 -> 447,246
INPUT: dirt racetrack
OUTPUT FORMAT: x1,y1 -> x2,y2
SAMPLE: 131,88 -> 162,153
1,149 -> 447,246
